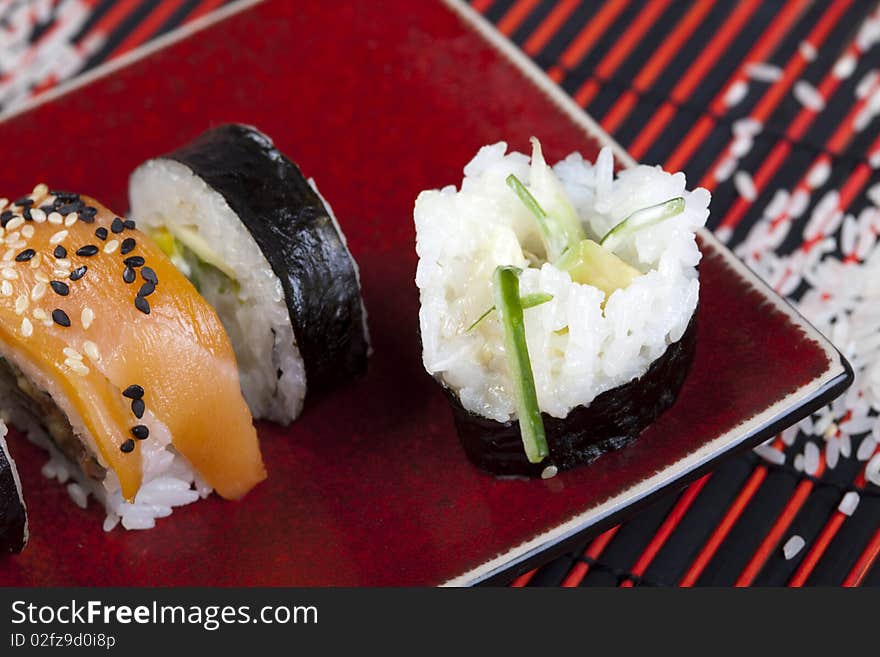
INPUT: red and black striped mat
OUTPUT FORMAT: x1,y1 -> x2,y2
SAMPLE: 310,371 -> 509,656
1,0 -> 877,586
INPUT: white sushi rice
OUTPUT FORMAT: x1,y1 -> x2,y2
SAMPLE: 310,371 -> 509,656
415,142 -> 707,422
0,370 -> 209,531
130,160 -> 306,425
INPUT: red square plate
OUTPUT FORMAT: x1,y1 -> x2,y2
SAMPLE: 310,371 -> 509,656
0,0 -> 851,586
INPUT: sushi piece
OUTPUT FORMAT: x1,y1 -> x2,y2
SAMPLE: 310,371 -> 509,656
0,421 -> 27,553
129,124 -> 369,425
0,186 -> 265,532
415,139 -> 708,477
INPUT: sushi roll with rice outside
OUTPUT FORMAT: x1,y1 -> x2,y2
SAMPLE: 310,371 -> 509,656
129,124 -> 370,425
0,186 -> 265,548
415,139 -> 708,477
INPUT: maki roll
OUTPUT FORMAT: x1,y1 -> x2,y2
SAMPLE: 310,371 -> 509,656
129,124 -> 369,425
0,186 -> 265,533
415,140 -> 708,477
0,421 -> 27,553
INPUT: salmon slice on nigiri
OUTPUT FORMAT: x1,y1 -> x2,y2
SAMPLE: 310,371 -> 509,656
0,184 -> 265,507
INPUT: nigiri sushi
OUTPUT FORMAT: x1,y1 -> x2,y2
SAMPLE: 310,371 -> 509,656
415,140 -> 708,477
0,186 -> 265,544
129,124 -> 369,425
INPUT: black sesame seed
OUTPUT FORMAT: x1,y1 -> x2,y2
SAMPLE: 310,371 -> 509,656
111,217 -> 125,233
53,245 -> 67,259
51,309 -> 70,327
0,211 -> 13,226
120,439 -> 135,453
140,267 -> 158,284
123,255 -> 145,268
80,206 -> 97,223
69,265 -> 87,281
49,191 -> 78,201
50,280 -> 69,296
122,266 -> 136,284
122,384 -> 144,399
14,249 -> 35,262
13,196 -> 33,207
134,296 -> 150,315
123,219 -> 136,230
76,245 -> 99,257
95,227 -> 108,240
22,206 -> 32,221
39,205 -> 53,215
130,425 -> 149,440
131,398 -> 145,419
56,201 -> 83,215
120,238 -> 136,255
137,281 -> 155,297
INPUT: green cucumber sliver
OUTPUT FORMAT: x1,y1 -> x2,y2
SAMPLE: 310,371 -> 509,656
600,197 -> 685,252
466,292 -> 553,332
493,266 -> 549,464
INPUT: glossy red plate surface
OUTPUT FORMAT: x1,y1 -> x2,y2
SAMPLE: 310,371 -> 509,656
0,0 -> 851,586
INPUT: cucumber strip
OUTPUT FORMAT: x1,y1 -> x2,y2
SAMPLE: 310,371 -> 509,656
599,197 -> 684,253
493,266 -> 549,464
506,173 -> 584,263
557,239 -> 641,297
466,292 -> 553,332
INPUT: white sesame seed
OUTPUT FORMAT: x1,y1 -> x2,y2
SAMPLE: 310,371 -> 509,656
0,281 -> 12,297
64,213 -> 78,227
31,209 -> 46,224
28,253 -> 41,269
51,269 -> 69,278
34,272 -> 49,284
64,359 -> 89,376
1,269 -> 19,280
20,224 -> 34,239
81,307 -> 94,329
30,283 -> 46,301
5,216 -> 23,231
0,199 -> 7,212
62,347 -> 82,360
32,308 -> 46,321
1,249 -> 12,262
103,239 -> 119,254
14,295 -> 27,315
19,317 -> 32,337
47,212 -> 63,225
54,258 -> 70,269
83,341 -> 100,362
49,230 -> 68,245
8,240 -> 26,250
31,183 -> 48,198
783,535 -> 805,560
